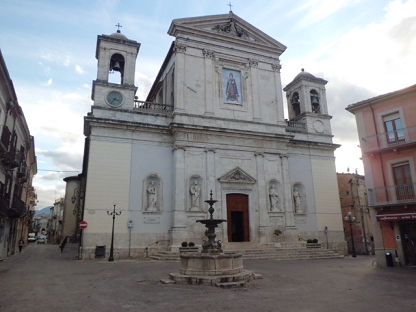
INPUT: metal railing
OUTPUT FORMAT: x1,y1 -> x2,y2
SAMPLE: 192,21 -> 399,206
133,100 -> 174,113
361,125 -> 416,152
368,182 -> 416,206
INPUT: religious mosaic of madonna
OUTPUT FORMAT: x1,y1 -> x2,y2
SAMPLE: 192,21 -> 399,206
222,68 -> 243,105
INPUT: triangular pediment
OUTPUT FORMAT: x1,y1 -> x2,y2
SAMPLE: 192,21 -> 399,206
218,167 -> 256,184
168,12 -> 286,53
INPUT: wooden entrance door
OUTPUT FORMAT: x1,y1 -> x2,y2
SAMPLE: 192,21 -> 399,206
226,194 -> 249,242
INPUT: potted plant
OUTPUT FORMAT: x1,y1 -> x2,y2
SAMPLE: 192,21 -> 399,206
273,229 -> 283,248
306,238 -> 321,248
179,241 -> 199,253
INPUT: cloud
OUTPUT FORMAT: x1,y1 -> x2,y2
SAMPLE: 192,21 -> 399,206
36,149 -> 83,171
75,64 -> 84,74
43,78 -> 53,86
289,0 -> 355,30
32,182 -> 65,210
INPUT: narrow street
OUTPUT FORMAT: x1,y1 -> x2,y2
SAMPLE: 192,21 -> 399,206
1,242 -> 416,312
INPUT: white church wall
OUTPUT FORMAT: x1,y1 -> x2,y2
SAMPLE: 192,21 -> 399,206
311,158 -> 343,231
82,139 -> 132,255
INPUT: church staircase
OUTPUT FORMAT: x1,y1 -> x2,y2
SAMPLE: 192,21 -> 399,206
148,242 -> 343,261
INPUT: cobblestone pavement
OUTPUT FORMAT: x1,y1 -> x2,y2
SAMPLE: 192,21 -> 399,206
1,242 -> 415,312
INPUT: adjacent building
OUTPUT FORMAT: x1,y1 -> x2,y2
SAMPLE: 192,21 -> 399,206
337,172 -> 372,255
346,84 -> 416,266
0,49 -> 37,259
78,12 -> 346,259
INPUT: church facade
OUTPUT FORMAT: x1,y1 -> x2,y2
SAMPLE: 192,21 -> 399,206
79,12 -> 346,259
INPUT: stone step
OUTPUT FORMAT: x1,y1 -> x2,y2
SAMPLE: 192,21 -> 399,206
149,247 -> 343,261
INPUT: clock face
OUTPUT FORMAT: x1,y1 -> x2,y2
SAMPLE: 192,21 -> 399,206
106,91 -> 123,107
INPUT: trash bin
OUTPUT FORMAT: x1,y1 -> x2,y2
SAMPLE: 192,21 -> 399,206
385,252 -> 394,267
96,245 -> 106,258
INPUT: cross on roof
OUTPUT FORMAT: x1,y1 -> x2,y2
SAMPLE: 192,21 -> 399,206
228,2 -> 233,12
115,23 -> 122,33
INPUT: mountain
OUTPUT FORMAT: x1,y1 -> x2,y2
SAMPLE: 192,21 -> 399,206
34,206 -> 53,217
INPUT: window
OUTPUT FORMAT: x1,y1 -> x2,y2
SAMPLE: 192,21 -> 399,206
383,113 -> 404,145
393,163 -> 414,200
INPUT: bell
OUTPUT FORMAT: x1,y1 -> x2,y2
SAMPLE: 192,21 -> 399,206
311,96 -> 319,105
111,61 -> 121,72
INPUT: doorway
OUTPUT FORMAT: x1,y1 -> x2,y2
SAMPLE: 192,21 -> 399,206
400,221 -> 416,265
226,194 -> 249,242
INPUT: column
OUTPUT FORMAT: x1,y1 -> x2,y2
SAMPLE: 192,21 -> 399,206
281,155 -> 295,228
250,59 -> 262,121
255,152 -> 270,243
205,148 -> 216,197
203,49 -> 215,116
173,42 -> 187,112
170,145 -> 187,247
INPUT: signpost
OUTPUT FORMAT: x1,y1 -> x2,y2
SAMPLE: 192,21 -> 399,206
79,221 -> 88,229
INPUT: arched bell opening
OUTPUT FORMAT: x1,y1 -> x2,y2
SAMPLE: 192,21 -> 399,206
310,89 -> 320,113
291,92 -> 301,117
109,53 -> 125,85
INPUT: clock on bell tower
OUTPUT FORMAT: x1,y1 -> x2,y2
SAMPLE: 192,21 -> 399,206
92,25 -> 141,110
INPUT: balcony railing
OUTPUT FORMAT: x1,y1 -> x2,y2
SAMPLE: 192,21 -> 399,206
286,120 -> 306,132
133,100 -> 174,113
361,125 -> 416,152
368,182 -> 416,206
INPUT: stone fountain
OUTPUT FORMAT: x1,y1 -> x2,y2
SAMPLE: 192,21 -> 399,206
167,191 -> 256,287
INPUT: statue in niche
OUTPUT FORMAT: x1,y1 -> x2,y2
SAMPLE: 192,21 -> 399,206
190,181 -> 200,209
269,184 -> 279,211
293,187 -> 303,213
146,181 -> 157,211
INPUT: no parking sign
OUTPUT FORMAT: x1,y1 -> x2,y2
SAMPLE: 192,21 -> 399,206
127,219 -> 134,228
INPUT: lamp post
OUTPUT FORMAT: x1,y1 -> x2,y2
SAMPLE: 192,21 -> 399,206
344,212 -> 357,258
107,204 -> 121,262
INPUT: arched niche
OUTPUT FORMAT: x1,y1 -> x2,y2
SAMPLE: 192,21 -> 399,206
293,183 -> 306,214
143,174 -> 162,213
268,179 -> 282,212
189,176 -> 203,211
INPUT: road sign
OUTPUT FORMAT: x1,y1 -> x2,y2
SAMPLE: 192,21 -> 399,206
127,219 -> 134,228
79,221 -> 88,229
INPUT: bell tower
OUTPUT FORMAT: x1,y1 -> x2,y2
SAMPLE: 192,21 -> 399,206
283,69 -> 332,136
92,27 -> 141,110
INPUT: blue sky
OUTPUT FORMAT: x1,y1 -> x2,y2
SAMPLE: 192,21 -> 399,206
1,0 -> 416,209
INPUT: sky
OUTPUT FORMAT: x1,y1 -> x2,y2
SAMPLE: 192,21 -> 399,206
1,0 -> 416,210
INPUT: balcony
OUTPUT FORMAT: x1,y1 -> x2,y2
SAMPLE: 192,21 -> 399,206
133,100 -> 174,113
368,183 -> 416,206
286,120 -> 306,132
361,125 -> 416,153
9,195 -> 26,217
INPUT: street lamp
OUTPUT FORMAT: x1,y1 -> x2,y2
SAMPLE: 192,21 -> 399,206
344,211 -> 357,258
107,204 -> 121,262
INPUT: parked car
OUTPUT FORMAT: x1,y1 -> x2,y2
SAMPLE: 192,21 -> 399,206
28,233 -> 37,242
37,236 -> 46,244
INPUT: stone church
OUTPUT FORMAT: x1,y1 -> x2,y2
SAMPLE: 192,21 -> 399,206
78,12 -> 345,259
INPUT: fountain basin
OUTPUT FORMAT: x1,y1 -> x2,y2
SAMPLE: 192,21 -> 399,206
179,252 -> 243,276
